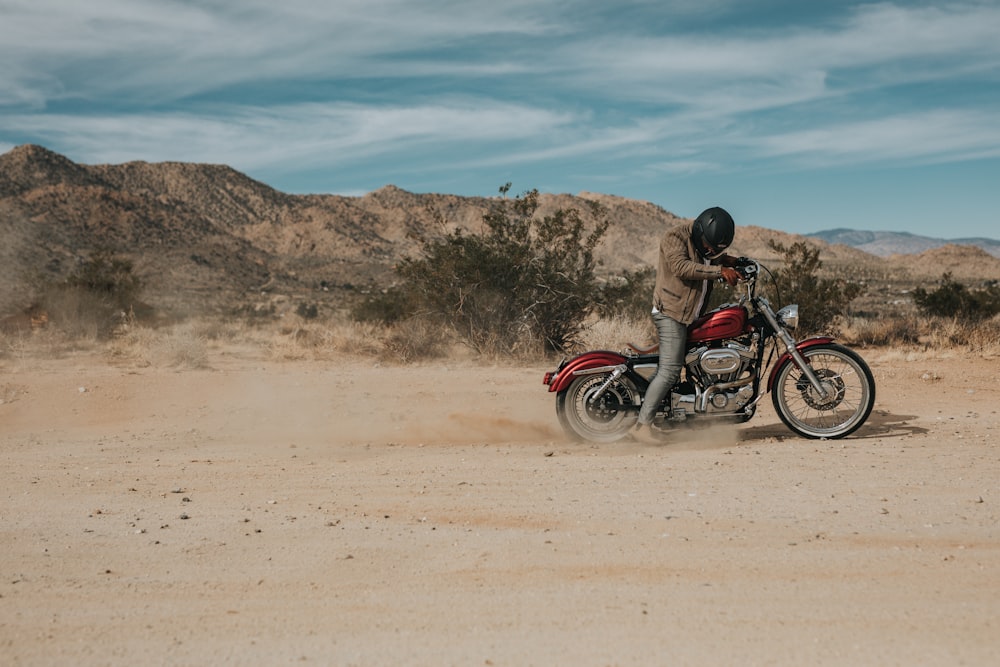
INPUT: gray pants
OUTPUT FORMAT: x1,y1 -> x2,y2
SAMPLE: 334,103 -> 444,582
637,311 -> 687,425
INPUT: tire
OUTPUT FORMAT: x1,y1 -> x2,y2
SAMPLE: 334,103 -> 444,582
556,372 -> 641,443
771,343 -> 875,439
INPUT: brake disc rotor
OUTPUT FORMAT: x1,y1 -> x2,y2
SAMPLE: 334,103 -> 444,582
796,368 -> 845,410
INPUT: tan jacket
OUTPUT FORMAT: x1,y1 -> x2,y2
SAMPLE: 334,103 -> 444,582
652,221 -> 726,324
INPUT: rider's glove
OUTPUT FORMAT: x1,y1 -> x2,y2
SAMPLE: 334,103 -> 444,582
720,267 -> 741,286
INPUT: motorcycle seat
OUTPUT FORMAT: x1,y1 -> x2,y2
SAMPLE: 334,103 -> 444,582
625,342 -> 659,355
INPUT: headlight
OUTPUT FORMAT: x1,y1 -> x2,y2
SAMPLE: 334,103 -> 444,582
776,304 -> 799,329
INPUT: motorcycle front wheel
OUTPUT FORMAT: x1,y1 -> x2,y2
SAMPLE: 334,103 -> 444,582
772,343 -> 875,439
556,372 -> 641,443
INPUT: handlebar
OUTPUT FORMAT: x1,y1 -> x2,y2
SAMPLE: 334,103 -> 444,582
734,257 -> 758,280
715,257 -> 758,283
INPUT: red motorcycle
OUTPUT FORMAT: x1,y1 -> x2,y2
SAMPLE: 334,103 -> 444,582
543,258 -> 875,442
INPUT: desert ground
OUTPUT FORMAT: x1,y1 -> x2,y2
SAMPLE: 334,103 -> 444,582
2,343 -> 998,666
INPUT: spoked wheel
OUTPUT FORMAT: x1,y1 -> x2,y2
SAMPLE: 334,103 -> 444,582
772,343 -> 875,439
556,373 -> 641,443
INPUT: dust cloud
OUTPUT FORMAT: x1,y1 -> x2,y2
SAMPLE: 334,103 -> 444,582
662,421 -> 742,451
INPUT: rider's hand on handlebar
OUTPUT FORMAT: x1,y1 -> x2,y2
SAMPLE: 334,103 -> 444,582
720,267 -> 741,286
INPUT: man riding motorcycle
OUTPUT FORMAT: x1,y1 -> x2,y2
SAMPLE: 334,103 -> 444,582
633,207 -> 742,443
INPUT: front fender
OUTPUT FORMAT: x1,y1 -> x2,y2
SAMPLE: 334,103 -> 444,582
766,337 -> 835,392
545,350 -> 628,393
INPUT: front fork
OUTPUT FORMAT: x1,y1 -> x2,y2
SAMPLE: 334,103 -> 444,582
760,309 -> 831,400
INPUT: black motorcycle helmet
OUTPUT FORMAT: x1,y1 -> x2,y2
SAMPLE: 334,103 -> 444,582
691,206 -> 735,260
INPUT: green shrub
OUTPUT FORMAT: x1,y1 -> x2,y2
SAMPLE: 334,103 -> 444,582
350,287 -> 415,324
766,240 -> 865,335
63,250 -> 142,308
912,273 -> 1000,321
595,266 -> 655,319
296,301 -> 319,320
389,184 -> 610,354
40,250 -> 144,339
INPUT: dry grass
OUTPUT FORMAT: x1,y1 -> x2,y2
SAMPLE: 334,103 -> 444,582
579,314 -> 654,353
838,313 -> 923,347
840,313 -> 1000,355
101,313 -> 494,364
107,320 -> 209,368
4,310 -> 999,368
382,316 -> 455,362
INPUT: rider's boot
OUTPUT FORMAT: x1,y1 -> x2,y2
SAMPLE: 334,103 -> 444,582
631,422 -> 661,444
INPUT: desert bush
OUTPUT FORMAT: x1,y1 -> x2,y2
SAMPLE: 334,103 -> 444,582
382,315 -> 454,362
296,301 -> 320,320
107,320 -> 208,368
63,250 -> 142,307
922,315 -> 1000,351
389,184 -> 610,355
106,320 -> 156,365
839,312 -> 1000,353
840,313 -> 922,347
40,287 -> 122,340
912,273 -> 1000,320
40,250 -> 142,340
959,315 -> 1000,351
160,326 -> 210,368
766,240 -> 865,335
594,267 -> 655,319
267,329 -> 317,361
351,287 -> 414,325
319,320 -> 388,357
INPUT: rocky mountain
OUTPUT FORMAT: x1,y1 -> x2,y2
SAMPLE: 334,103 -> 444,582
2,144 -> 998,318
808,228 -> 1000,259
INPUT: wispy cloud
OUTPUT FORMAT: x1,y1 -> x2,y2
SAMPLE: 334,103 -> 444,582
557,2 -> 1000,110
0,0 -> 560,103
1,100 -> 577,173
751,110 -> 1000,166
1,1 -> 998,186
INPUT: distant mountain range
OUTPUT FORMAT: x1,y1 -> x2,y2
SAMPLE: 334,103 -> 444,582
808,229 -> 1000,259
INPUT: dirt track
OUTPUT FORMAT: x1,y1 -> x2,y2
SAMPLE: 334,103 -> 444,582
2,349 -> 998,665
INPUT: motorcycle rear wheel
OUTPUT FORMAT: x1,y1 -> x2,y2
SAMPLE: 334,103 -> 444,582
556,372 -> 641,443
772,343 -> 875,439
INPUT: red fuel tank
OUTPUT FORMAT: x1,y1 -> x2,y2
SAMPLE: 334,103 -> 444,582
688,306 -> 747,343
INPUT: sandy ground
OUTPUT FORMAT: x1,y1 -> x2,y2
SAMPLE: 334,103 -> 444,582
1,345 -> 998,666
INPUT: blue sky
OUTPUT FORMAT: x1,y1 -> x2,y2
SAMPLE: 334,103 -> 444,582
2,0 -> 999,239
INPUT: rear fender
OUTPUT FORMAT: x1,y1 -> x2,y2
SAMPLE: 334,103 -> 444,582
545,350 -> 628,393
766,337 -> 834,392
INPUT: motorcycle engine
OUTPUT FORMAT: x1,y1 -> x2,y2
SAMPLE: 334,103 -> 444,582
686,341 -> 755,385
672,338 -> 758,417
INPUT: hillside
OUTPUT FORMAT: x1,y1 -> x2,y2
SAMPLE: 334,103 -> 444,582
2,145 -> 998,318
